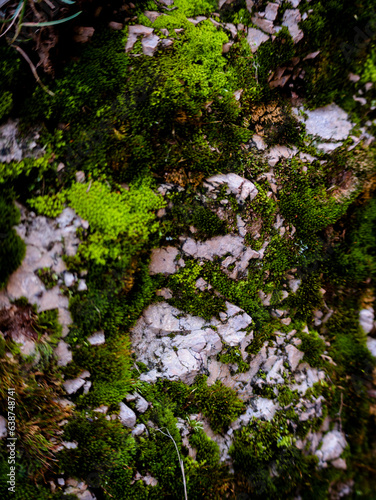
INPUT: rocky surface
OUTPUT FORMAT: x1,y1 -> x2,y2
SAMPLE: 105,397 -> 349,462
0,119 -> 43,164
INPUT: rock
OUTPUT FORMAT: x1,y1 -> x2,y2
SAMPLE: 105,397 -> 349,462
64,272 -> 75,287
143,474 -> 158,487
295,104 -> 352,142
62,441 -> 78,449
149,246 -> 179,275
182,234 -> 245,261
55,341 -> 72,367
135,394 -> 149,413
282,9 -> 303,43
73,27 -> 95,43
247,28 -> 269,53
0,416 -> 7,438
126,25 -> 154,53
367,338 -> 376,357
77,280 -> 87,292
144,11 -> 163,23
142,34 -> 160,56
156,287 -> 173,299
359,308 -> 374,334
0,119 -> 43,164
132,423 -> 146,436
286,344 -> 304,371
317,431 -> 347,462
267,145 -> 297,167
109,21 -> 123,30
63,377 -> 86,395
222,42 -> 234,53
252,15 -> 274,34
119,402 -> 137,428
252,134 -> 267,150
87,331 -> 106,346
265,3 -> 279,21
331,458 -> 347,470
246,0 -> 254,14
289,279 -> 301,293
205,173 -> 258,202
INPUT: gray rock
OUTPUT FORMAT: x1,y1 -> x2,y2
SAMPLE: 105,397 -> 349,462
182,234 -> 245,261
135,394 -> 149,413
62,441 -> 78,449
142,34 -> 160,56
119,402 -> 137,428
87,331 -> 106,346
0,416 -> 7,438
144,11 -> 163,23
359,308 -> 374,334
295,104 -> 352,141
245,0 -> 254,13
367,338 -> 376,357
132,423 -> 146,436
0,119 -> 42,164
149,246 -> 179,275
63,377 -> 86,395
252,15 -> 274,34
282,9 -> 303,43
252,134 -> 267,150
267,145 -> 297,167
317,431 -> 347,462
55,341 -> 72,367
126,25 -> 154,53
286,344 -> 304,371
247,28 -> 269,52
205,173 -> 258,202
265,3 -> 279,21
77,280 -> 87,292
64,272 -> 75,287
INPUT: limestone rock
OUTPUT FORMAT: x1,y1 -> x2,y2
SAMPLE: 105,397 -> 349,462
286,344 -> 304,371
282,9 -> 303,43
317,430 -> 347,462
142,34 -> 160,56
247,28 -> 269,53
359,308 -> 374,334
205,173 -> 258,202
149,247 -> 179,275
135,394 -> 149,413
63,377 -> 86,395
294,104 -> 352,142
55,340 -> 72,367
119,402 -> 137,428
367,338 -> 376,357
87,331 -> 106,346
132,423 -> 146,436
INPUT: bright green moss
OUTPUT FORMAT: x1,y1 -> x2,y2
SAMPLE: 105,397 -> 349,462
28,191 -> 67,218
218,344 -> 249,373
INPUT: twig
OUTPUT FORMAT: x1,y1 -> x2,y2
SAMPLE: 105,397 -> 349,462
13,44 -> 55,96
156,427 -> 188,500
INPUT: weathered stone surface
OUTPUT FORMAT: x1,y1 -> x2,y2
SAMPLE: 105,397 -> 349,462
282,9 -> 303,43
247,28 -> 269,53
286,344 -> 304,371
135,394 -> 149,413
132,423 -> 146,436
182,234 -> 245,261
359,308 -> 374,334
0,119 -> 43,164
295,104 -> 352,142
317,431 -> 347,463
205,173 -> 258,202
119,402 -> 137,428
265,3 -> 279,21
144,11 -> 163,23
267,145 -> 297,167
63,377 -> 86,395
10,331 -> 37,358
0,416 -> 7,438
252,15 -> 274,34
142,34 -> 160,56
87,331 -> 106,346
55,341 -> 72,367
149,246 -> 179,275
367,338 -> 376,357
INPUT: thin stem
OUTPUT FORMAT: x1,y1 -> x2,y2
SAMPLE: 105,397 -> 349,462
13,44 -> 55,96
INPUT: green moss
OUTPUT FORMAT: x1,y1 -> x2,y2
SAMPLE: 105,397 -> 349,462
296,329 -> 325,367
0,192 -> 26,289
218,344 -> 249,373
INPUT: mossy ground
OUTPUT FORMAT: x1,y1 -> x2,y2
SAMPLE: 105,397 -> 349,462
1,0 -> 376,498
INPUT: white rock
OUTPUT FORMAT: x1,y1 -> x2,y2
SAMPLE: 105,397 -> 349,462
0,416 -> 7,438
64,272 -> 75,287
247,28 -> 269,53
119,402 -> 137,428
135,394 -> 149,413
142,34 -> 160,56
359,308 -> 374,334
62,441 -> 78,449
63,377 -> 86,395
295,104 -> 352,142
317,431 -> 347,462
132,423 -> 146,436
286,344 -> 304,371
252,134 -> 267,150
289,279 -> 301,293
265,3 -> 279,21
87,331 -> 105,346
77,280 -> 87,292
282,9 -> 303,43
149,247 -> 179,275
367,337 -> 376,357
55,341 -> 72,367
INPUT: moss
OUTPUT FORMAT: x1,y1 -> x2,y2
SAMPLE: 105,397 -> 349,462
296,329 -> 325,367
218,344 -> 250,373
0,192 -> 26,289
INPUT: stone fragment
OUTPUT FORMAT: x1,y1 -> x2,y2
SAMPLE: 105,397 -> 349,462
331,458 -> 347,470
132,423 -> 146,436
144,11 -> 162,23
265,3 -> 279,21
317,431 -> 347,462
282,9 -> 303,43
63,377 -> 86,395
359,308 -> 374,334
109,21 -> 123,30
119,402 -> 137,428
55,341 -> 72,367
205,173 -> 258,201
247,28 -> 269,53
87,331 -> 106,346
367,338 -> 376,357
0,416 -> 7,438
252,134 -> 267,150
252,16 -> 274,34
149,247 -> 179,275
295,103 -> 352,141
142,34 -> 160,56
73,27 -> 95,43
135,394 -> 149,413
64,272 -> 75,287
286,344 -> 304,371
